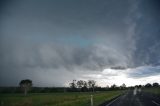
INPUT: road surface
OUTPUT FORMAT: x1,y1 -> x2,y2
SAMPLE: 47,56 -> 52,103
101,88 -> 160,106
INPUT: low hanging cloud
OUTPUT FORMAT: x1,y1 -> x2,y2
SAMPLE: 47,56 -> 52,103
0,42 -> 131,71
110,66 -> 127,70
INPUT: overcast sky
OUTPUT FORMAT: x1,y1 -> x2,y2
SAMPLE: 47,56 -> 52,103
0,0 -> 160,87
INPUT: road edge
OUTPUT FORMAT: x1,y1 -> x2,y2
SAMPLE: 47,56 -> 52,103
98,93 -> 123,106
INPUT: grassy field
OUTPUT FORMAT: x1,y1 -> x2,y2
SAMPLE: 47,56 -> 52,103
0,90 -> 124,106
143,87 -> 160,95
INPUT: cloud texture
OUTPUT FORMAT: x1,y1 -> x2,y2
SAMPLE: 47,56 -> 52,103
0,0 -> 160,86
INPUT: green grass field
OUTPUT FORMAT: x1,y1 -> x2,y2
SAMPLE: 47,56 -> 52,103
0,90 -> 124,106
143,87 -> 160,95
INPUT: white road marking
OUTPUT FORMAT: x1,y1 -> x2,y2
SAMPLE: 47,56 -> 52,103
106,95 -> 121,106
152,100 -> 160,106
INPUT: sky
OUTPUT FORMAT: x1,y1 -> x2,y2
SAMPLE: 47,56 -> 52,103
0,0 -> 160,87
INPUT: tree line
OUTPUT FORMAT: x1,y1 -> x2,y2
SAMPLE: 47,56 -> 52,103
0,79 -> 159,95
69,80 -> 96,92
69,80 -> 127,92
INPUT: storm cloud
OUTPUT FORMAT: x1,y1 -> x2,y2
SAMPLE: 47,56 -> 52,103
0,0 -> 160,86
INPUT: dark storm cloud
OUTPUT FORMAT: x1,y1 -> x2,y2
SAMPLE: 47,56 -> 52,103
110,66 -> 127,70
132,0 -> 160,66
0,0 -> 160,86
128,66 -> 160,78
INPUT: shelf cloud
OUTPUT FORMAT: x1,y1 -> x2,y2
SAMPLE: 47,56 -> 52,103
0,0 -> 160,86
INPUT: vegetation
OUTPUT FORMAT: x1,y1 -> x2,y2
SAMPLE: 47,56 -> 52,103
143,87 -> 160,95
143,83 -> 160,95
0,79 -> 128,94
68,80 -> 126,92
19,79 -> 32,96
69,80 -> 96,92
0,79 -> 159,106
0,90 -> 123,106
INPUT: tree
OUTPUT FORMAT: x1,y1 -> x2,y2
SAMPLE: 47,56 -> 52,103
77,80 -> 84,89
153,82 -> 159,87
110,84 -> 117,90
88,80 -> 96,92
19,79 -> 32,96
69,80 -> 77,91
120,83 -> 126,89
81,81 -> 88,92
138,85 -> 142,88
145,83 -> 152,88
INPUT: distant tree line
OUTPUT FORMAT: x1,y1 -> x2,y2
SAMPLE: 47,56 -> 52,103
68,80 -> 127,92
144,82 -> 159,88
69,80 -> 96,92
0,79 -> 159,94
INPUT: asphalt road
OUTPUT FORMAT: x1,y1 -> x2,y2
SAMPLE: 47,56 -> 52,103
103,88 -> 160,106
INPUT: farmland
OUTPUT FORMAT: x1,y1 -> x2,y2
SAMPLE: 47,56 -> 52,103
143,87 -> 160,95
0,90 -> 124,106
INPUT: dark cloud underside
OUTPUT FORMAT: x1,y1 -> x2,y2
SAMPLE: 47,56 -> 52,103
0,0 -> 160,86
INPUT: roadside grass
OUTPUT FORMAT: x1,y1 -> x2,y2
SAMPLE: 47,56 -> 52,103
0,90 -> 124,106
143,87 -> 160,95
